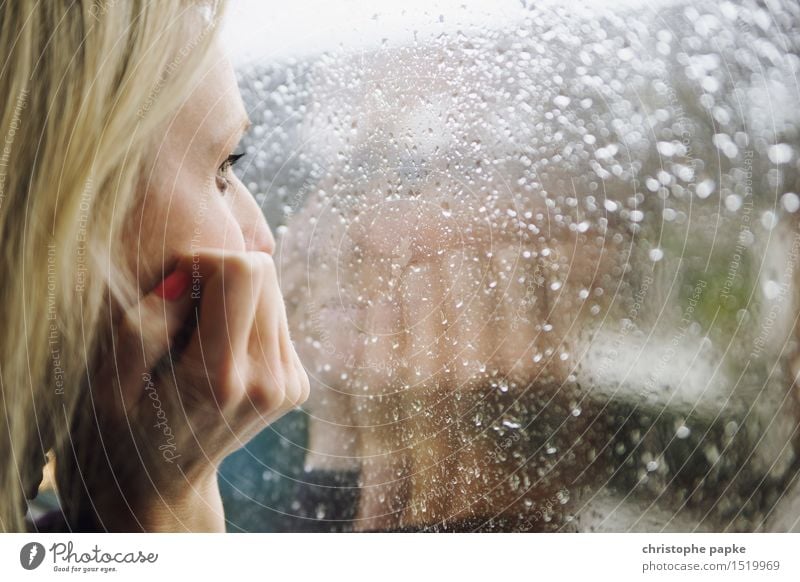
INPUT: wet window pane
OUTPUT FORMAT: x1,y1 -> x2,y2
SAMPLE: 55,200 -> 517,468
219,0 -> 800,532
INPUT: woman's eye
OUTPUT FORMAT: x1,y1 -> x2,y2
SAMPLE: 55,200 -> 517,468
216,152 -> 246,194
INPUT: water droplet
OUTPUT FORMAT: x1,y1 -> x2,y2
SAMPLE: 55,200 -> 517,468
696,179 -> 716,199
649,248 -> 664,262
725,194 -> 742,212
553,95 -> 570,109
761,211 -> 778,230
768,143 -> 794,164
656,141 -> 676,156
763,279 -> 781,300
704,444 -> 720,464
781,192 -> 800,213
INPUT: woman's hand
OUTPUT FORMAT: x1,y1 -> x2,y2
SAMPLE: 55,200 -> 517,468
78,249 -> 309,531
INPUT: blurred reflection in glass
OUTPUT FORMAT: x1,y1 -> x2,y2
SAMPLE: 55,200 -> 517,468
220,0 -> 800,532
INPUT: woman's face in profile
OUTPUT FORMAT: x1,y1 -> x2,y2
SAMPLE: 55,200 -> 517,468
134,43 -> 274,289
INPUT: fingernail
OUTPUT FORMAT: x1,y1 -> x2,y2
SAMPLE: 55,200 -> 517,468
153,270 -> 191,301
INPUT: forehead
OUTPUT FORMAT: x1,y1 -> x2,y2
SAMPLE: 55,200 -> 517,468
166,51 -> 247,150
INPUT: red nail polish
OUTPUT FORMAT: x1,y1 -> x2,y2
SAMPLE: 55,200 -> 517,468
153,270 -> 191,301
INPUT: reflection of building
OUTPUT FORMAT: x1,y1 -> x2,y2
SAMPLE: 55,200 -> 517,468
222,0 -> 800,532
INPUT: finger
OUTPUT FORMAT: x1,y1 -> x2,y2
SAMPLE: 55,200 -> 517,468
352,291 -> 412,530
352,287 -> 405,476
291,346 -> 311,405
177,250 -> 264,408
402,262 -> 446,384
356,299 -> 402,396
441,247 -> 496,389
245,259 -> 297,413
492,246 -> 543,380
398,262 -> 457,522
251,251 -> 284,357
540,236 -> 589,383
221,250 -> 310,428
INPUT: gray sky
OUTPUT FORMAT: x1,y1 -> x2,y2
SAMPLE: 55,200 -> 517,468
221,0 -> 528,63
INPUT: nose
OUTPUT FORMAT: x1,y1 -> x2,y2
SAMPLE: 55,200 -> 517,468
246,216 -> 275,255
230,182 -> 276,254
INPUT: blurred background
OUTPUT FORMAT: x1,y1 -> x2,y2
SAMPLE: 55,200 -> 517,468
216,0 -> 800,532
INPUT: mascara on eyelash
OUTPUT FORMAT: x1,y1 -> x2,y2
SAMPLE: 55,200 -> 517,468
222,152 -> 246,169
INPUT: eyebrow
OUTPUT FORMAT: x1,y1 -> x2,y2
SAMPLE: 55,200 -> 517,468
229,114 -> 251,145
214,114 -> 251,160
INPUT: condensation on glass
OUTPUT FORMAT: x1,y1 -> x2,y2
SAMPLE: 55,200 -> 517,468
219,0 -> 800,532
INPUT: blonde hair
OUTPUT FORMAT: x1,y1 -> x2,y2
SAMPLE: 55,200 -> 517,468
0,0 -> 225,531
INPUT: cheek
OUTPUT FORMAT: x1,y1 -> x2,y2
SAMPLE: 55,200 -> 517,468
177,193 -> 247,251
137,187 -> 247,281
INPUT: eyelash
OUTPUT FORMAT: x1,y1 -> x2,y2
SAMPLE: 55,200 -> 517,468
216,152 -> 245,194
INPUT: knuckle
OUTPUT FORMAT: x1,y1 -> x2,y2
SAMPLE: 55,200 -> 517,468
248,363 -> 286,410
255,251 -> 277,279
216,252 -> 275,290
216,356 -> 247,406
219,253 -> 256,282
285,374 -> 301,406
284,363 -> 310,407
297,367 -> 311,404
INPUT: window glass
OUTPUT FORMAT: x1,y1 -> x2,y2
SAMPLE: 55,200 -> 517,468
219,0 -> 800,532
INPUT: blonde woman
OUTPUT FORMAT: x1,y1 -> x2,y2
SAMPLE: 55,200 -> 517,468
0,0 -> 309,532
